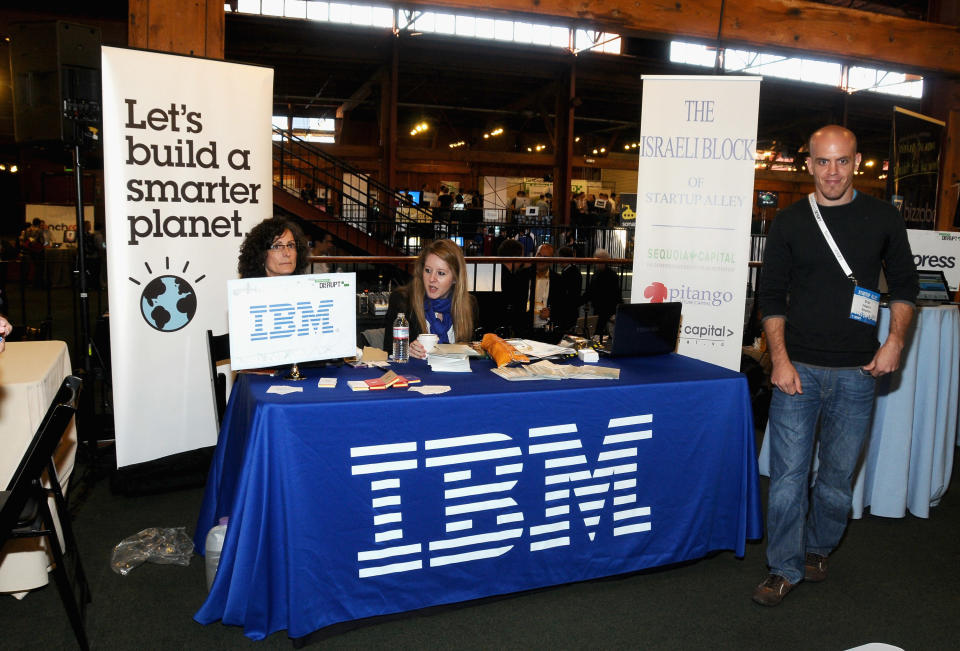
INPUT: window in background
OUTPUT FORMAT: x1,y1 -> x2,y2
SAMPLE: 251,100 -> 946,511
669,40 -> 922,99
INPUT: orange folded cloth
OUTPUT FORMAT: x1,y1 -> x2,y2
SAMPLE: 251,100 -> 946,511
481,333 -> 530,368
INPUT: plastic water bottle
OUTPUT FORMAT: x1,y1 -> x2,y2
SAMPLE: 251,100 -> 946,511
392,312 -> 409,363
204,516 -> 229,591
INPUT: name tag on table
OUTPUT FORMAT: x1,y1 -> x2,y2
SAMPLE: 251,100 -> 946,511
850,286 -> 881,325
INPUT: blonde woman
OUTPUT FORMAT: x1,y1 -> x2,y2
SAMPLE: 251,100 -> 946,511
383,239 -> 479,359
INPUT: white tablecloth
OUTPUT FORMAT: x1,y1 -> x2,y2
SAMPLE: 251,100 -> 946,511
0,341 -> 76,595
758,305 -> 960,519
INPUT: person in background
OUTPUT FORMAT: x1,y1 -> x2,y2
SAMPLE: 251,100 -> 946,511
497,237 -> 529,337
20,218 -> 46,288
533,194 -> 550,241
583,248 -> 622,339
518,229 -> 536,257
0,314 -> 11,353
526,243 -> 563,344
483,226 -> 496,256
753,125 -> 918,607
535,194 -> 548,214
383,239 -> 478,359
237,217 -> 310,278
586,193 -> 597,214
512,190 -> 529,221
39,220 -> 52,248
555,246 -> 582,336
310,232 -> 335,273
437,185 -> 454,210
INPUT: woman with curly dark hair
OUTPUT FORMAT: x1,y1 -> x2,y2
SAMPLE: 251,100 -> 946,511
237,217 -> 310,278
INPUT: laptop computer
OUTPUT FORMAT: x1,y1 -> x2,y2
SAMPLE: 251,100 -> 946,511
916,269 -> 953,305
599,302 -> 682,357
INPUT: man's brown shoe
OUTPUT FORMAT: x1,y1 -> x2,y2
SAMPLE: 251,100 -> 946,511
752,574 -> 795,606
804,552 -> 827,582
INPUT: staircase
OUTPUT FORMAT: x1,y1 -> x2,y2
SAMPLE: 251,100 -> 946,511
272,127 -> 439,256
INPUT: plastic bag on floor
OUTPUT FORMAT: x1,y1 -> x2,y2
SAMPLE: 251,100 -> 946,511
110,526 -> 195,576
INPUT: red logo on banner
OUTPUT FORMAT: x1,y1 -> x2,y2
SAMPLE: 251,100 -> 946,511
643,282 -> 668,303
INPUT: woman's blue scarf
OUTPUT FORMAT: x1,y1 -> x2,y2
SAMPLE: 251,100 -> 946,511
424,296 -> 454,343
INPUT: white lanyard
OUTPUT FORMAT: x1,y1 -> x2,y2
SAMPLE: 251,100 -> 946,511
807,193 -> 856,285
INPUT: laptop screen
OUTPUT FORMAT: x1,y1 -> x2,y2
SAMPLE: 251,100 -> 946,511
605,302 -> 683,357
916,269 -> 952,303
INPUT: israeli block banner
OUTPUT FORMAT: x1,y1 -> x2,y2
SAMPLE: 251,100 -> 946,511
631,76 -> 761,370
227,273 -> 357,371
102,47 -> 273,466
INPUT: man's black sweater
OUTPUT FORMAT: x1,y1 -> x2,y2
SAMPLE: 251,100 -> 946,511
759,192 -> 917,367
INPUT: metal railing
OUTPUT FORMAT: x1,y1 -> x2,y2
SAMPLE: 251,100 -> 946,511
273,127 -> 437,234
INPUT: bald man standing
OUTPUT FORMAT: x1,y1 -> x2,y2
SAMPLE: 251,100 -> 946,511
753,125 -> 918,606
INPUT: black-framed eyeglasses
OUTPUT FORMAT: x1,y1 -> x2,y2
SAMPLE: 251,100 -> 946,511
269,242 -> 297,251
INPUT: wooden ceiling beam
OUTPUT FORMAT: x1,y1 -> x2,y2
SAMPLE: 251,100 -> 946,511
400,0 -> 960,75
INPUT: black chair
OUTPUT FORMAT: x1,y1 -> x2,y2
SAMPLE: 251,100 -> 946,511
0,375 -> 91,651
206,330 -> 231,427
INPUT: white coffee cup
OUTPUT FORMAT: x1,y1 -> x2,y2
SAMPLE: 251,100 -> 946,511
417,333 -> 439,353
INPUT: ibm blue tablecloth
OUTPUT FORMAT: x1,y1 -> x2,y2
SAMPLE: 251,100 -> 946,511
194,354 -> 762,640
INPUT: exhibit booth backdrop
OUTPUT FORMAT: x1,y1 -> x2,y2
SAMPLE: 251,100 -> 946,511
101,47 -> 273,466
24,204 -> 94,246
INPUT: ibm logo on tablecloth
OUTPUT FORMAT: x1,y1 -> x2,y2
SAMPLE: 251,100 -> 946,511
248,300 -> 334,342
349,414 -> 652,579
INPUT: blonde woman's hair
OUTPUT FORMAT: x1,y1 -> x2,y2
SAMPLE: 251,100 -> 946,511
408,239 -> 474,342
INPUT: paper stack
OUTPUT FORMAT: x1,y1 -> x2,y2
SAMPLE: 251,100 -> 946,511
506,339 -> 576,359
491,360 -> 619,381
427,353 -> 472,373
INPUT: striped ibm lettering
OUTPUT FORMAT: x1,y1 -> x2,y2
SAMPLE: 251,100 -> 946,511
349,414 -> 654,579
247,299 -> 334,342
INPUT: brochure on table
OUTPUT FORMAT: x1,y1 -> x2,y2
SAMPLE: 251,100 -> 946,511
228,273 -> 357,370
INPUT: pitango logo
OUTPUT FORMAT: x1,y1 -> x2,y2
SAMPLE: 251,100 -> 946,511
643,282 -> 668,302
248,300 -> 334,341
644,281 -> 733,307
130,258 -> 202,332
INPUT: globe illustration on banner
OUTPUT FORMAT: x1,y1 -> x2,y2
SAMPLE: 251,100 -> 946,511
140,275 -> 197,332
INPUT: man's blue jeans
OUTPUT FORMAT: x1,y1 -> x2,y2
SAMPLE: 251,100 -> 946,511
766,362 -> 876,584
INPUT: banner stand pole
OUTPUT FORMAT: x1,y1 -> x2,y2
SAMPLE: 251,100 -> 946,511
70,132 -> 112,454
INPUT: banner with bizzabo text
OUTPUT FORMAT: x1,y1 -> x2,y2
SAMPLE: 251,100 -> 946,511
102,47 -> 273,466
632,76 -> 761,370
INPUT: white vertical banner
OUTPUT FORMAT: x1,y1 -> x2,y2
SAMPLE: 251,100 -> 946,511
631,76 -> 761,370
102,47 -> 273,466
